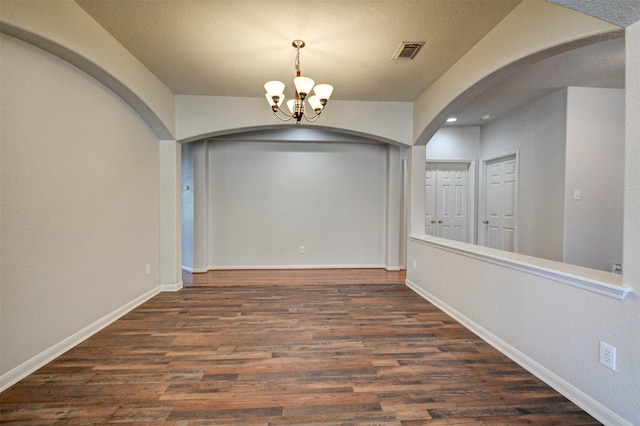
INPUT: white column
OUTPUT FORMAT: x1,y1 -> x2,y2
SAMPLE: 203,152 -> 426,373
408,144 -> 427,237
385,145 -> 403,270
624,20 -> 640,289
181,143 -> 194,272
191,140 -> 209,272
159,140 -> 183,291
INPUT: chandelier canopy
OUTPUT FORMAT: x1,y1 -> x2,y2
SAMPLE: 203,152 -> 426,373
264,40 -> 333,124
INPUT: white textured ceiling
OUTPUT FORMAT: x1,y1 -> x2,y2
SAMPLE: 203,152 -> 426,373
75,0 -> 521,101
75,0 -> 627,127
548,0 -> 640,27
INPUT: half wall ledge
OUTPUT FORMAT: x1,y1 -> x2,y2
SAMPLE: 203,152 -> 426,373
409,235 -> 633,301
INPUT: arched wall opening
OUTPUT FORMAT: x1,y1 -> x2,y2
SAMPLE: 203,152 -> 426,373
177,124 -> 410,148
414,30 -> 623,146
180,126 -> 408,273
412,33 -> 626,272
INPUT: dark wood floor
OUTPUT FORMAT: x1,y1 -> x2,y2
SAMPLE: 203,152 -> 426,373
1,269 -> 599,425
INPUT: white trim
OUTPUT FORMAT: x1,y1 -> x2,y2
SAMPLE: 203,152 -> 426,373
205,264 -> 388,270
183,265 -> 402,273
384,266 -> 403,271
161,281 -> 183,292
468,160 -> 477,244
405,279 -> 632,426
410,235 -> 631,300
401,157 -> 409,269
0,286 -> 161,393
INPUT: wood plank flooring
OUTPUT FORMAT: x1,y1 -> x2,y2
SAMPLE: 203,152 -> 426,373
1,269 -> 599,425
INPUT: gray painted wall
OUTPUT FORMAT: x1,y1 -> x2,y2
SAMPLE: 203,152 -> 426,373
564,87 -> 625,271
0,34 -> 160,374
182,139 -> 398,270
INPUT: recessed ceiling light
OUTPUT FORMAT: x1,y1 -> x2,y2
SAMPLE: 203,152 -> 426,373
481,114 -> 492,121
446,117 -> 457,123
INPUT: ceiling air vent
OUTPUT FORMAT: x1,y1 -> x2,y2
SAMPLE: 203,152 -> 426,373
392,41 -> 425,60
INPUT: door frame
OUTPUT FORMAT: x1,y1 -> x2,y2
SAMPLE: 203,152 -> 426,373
478,149 -> 519,251
425,159 -> 477,244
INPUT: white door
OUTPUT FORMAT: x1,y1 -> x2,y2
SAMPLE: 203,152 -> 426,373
425,162 -> 469,242
425,163 -> 437,236
480,155 -> 517,251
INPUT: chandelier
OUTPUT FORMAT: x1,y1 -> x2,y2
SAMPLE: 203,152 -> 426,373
264,40 -> 334,124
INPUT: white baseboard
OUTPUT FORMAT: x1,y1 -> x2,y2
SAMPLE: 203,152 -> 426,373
205,264 -> 388,270
384,266 -> 403,271
161,281 -> 183,292
182,264 -> 401,273
405,279 -> 631,426
0,286 -> 161,393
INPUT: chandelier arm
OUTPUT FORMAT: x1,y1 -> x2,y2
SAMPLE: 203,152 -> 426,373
273,109 -> 294,122
302,109 -> 322,122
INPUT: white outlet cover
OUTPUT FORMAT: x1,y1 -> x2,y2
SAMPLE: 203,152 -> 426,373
599,341 -> 617,371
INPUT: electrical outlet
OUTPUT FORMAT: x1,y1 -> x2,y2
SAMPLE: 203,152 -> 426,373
412,259 -> 417,269
599,341 -> 616,371
299,246 -> 305,254
612,263 -> 622,274
146,264 -> 151,275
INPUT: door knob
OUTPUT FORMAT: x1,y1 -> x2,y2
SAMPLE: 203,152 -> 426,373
482,219 -> 489,224
438,220 -> 443,224
430,219 -> 436,224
